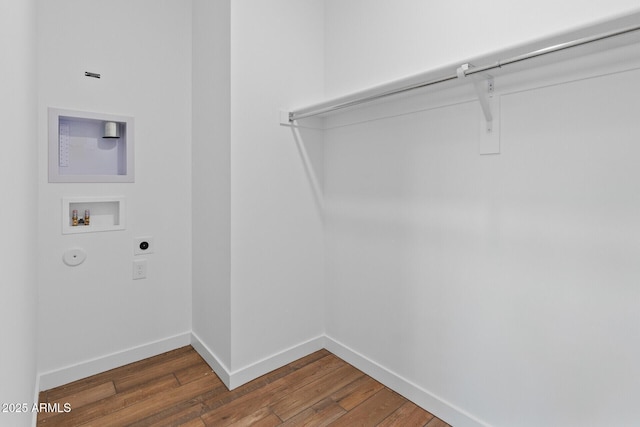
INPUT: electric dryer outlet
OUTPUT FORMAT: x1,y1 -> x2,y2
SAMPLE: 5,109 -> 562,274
134,236 -> 154,255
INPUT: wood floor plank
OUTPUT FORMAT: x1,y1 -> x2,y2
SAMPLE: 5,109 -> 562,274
129,401 -> 208,427
377,401 -> 435,426
83,374 -> 221,426
203,349 -> 331,414
270,363 -> 364,421
114,350 -> 205,392
201,354 -> 345,425
43,346 -> 192,402
174,362 -> 218,386
288,348 -> 331,369
178,418 -> 206,427
425,417 -> 453,427
331,375 -> 385,411
200,380 -> 285,426
38,381 -> 116,421
39,374 -> 180,427
325,388 -> 406,427
199,354 -> 307,414
280,397 -> 346,427
248,413 -> 283,427
38,391 -> 47,408
225,406 -> 281,427
127,375 -> 229,427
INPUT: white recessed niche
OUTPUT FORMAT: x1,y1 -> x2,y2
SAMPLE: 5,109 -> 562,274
62,196 -> 125,234
48,108 -> 134,183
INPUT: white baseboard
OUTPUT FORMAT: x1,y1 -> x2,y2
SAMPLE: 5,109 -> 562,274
324,335 -> 492,427
32,372 -> 40,427
190,333 -> 326,390
227,335 -> 325,390
38,332 -> 191,391
189,332 -> 231,388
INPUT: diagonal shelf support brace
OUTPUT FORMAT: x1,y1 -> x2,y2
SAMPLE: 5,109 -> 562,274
474,78 -> 494,132
457,63 -> 500,155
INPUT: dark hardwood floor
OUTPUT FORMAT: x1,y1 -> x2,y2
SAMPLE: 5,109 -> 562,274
37,346 -> 452,426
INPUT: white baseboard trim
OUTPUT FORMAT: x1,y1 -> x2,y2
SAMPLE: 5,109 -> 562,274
227,335 -> 325,390
37,332 -> 191,391
32,372 -> 40,427
324,335 -> 493,427
191,333 -> 326,390
189,332 -> 231,389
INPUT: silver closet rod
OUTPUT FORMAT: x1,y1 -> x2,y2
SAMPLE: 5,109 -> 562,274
289,23 -> 640,122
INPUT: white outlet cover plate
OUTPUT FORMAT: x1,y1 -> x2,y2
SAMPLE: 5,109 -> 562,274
132,259 -> 147,279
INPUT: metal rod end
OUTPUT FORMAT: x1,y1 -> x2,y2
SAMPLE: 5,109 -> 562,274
85,71 -> 101,79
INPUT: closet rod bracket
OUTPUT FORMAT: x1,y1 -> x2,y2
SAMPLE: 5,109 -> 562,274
457,63 -> 500,154
279,109 -> 324,130
457,63 -> 493,124
279,109 -> 295,126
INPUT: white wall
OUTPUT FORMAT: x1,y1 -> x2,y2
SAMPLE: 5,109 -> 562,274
323,2 -> 640,427
192,0 -> 232,371
0,0 -> 38,425
37,0 -> 192,384
229,0 -> 325,373
325,0 -> 640,97
192,0 -> 326,386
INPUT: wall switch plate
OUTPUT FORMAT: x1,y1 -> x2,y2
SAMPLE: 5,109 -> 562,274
134,236 -> 154,255
133,259 -> 147,279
